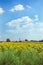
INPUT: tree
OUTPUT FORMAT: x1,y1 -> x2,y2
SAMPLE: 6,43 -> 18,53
39,40 -> 43,42
6,38 -> 10,42
25,39 -> 28,41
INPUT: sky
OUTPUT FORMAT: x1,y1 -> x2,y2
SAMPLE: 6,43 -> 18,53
0,0 -> 43,41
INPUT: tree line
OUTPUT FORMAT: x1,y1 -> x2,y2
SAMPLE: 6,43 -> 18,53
0,38 -> 43,42
6,38 -> 43,42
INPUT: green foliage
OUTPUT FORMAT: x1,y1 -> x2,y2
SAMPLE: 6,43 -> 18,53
20,48 -> 40,65
6,38 -> 10,42
0,48 -> 43,65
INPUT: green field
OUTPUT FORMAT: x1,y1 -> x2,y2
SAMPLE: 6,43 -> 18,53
0,42 -> 43,65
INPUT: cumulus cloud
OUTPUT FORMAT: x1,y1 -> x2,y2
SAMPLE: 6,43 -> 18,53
9,4 -> 24,12
0,7 -> 4,14
6,16 -> 34,33
35,22 -> 43,32
9,4 -> 32,12
6,30 -> 15,33
6,15 -> 43,41
6,16 -> 43,33
26,5 -> 32,9
36,22 -> 43,27
6,16 -> 34,28
34,15 -> 39,21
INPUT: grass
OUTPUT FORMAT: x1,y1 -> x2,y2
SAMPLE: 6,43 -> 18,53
0,41 -> 43,65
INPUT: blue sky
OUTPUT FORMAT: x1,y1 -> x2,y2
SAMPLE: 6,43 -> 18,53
0,0 -> 43,41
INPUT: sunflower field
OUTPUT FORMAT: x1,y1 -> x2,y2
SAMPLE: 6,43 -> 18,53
0,41 -> 43,65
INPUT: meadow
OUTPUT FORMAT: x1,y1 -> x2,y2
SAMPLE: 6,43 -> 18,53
0,41 -> 43,65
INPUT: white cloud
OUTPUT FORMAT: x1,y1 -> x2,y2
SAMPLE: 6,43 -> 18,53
6,16 -> 43,33
6,16 -> 34,33
6,15 -> 43,40
6,16 -> 34,28
35,28 -> 43,34
34,22 -> 43,33
36,22 -> 43,27
0,7 -> 4,14
6,30 -> 15,33
26,5 -> 32,9
9,4 -> 32,12
34,15 -> 39,21
10,4 -> 24,12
